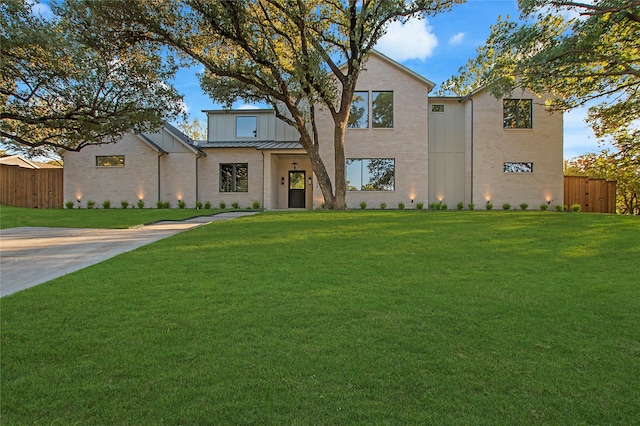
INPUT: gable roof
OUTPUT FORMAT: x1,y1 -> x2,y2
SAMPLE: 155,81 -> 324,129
136,123 -> 205,156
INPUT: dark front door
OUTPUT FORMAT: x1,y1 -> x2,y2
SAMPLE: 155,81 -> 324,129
288,171 -> 306,208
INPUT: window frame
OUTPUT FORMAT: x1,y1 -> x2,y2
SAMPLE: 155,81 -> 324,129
503,99 -> 533,129
219,163 -> 249,192
503,162 -> 534,173
236,116 -> 258,138
431,104 -> 445,113
346,158 -> 395,191
371,91 -> 394,128
95,155 -> 125,167
348,91 -> 370,129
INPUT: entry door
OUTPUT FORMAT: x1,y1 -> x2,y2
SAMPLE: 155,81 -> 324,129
288,171 -> 306,208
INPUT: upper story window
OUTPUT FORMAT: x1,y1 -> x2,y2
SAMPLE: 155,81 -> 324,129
503,99 -> 532,129
96,155 -> 124,167
346,158 -> 395,191
236,116 -> 257,138
431,105 -> 445,113
348,90 -> 394,129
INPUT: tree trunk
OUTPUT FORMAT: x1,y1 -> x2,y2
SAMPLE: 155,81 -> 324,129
333,122 -> 347,210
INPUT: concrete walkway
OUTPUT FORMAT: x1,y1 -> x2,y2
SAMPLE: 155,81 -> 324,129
0,211 -> 258,297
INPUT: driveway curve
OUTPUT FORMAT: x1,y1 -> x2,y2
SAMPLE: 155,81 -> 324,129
0,211 -> 258,297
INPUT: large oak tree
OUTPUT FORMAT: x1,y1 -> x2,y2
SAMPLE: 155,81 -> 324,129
65,0 -> 462,209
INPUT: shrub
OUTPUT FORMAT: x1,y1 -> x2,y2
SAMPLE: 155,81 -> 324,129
121,200 -> 129,209
360,201 -> 367,210
398,201 -> 405,210
556,205 -> 564,212
86,200 -> 95,209
416,202 -> 424,210
232,202 -> 239,209
195,200 -> 203,209
540,203 -> 549,211
65,201 -> 74,209
178,200 -> 186,209
502,202 -> 511,210
572,203 -> 581,212
219,202 -> 226,209
520,202 -> 528,211
441,203 -> 448,210
457,202 -> 464,211
380,202 -> 386,210
485,202 -> 493,210
157,201 -> 170,209
102,200 -> 111,209
204,201 -> 211,209
137,199 -> 144,209
252,201 -> 261,210
468,203 -> 475,211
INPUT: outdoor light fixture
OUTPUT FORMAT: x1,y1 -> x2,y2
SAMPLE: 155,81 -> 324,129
308,177 -> 312,185
76,198 -> 81,203
291,162 -> 298,170
411,198 -> 414,203
281,177 -> 285,185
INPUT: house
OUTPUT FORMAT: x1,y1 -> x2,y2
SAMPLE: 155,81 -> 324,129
63,51 -> 563,210
0,154 -> 62,169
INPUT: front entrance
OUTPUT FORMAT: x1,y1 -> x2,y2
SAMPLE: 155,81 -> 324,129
288,171 -> 306,208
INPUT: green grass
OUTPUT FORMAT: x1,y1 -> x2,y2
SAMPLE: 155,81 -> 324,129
2,211 -> 639,424
0,205 -> 224,229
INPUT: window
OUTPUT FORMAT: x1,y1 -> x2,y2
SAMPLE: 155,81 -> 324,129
431,105 -> 445,113
503,99 -> 532,128
96,155 -> 124,167
236,116 -> 257,138
346,158 -> 395,191
348,91 -> 369,128
504,162 -> 533,173
372,91 -> 393,128
220,163 -> 248,192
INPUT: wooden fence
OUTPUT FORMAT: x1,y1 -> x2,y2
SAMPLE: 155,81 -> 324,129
564,176 -> 617,214
0,164 -> 64,209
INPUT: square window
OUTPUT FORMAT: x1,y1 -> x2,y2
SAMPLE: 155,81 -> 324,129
503,99 -> 532,128
372,91 -> 393,128
348,92 -> 369,128
96,155 -> 124,167
236,116 -> 257,138
220,163 -> 248,192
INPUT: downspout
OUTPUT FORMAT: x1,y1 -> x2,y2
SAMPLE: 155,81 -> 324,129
195,154 -> 199,205
157,152 -> 164,203
470,98 -> 474,205
261,151 -> 265,211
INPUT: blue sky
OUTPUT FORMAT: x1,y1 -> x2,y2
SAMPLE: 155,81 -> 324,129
32,0 -> 599,160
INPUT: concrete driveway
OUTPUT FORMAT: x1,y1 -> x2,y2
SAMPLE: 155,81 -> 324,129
0,211 -> 258,297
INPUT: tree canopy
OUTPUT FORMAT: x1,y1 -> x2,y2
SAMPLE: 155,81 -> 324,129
0,0 -> 184,157
438,0 -> 639,151
64,0 -> 462,209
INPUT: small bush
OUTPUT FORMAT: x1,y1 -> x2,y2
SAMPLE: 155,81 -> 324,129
195,200 -> 203,209
519,202 -> 528,211
441,203 -> 448,210
86,200 -> 95,209
485,202 -> 493,211
137,199 -> 144,209
204,201 -> 211,209
457,202 -> 464,211
398,201 -> 405,210
556,205 -> 564,212
65,201 -> 74,209
380,202 -> 386,210
360,201 -> 367,210
102,200 -> 111,209
232,202 -> 239,209
121,200 -> 129,209
252,201 -> 261,210
540,203 -> 549,211
219,202 -> 226,209
416,202 -> 424,210
157,200 -> 170,209
468,203 -> 475,211
178,200 -> 186,209
572,203 -> 581,212
502,202 -> 511,210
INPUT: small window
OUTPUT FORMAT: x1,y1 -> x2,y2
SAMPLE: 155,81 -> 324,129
503,99 -> 532,129
96,155 -> 124,167
220,163 -> 248,192
236,116 -> 257,138
372,91 -> 393,128
348,91 -> 369,128
346,158 -> 395,191
504,162 -> 533,173
431,105 -> 445,113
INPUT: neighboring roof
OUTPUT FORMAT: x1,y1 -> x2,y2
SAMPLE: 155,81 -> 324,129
0,155 -> 61,169
202,108 -> 275,114
199,140 -> 303,150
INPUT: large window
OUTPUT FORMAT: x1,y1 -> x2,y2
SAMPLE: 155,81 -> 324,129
96,155 -> 124,167
236,116 -> 257,138
504,162 -> 533,173
372,91 -> 393,128
220,163 -> 248,192
346,158 -> 395,191
348,92 -> 369,128
503,99 -> 532,129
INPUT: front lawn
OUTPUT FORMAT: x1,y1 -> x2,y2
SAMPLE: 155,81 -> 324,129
1,211 -> 639,424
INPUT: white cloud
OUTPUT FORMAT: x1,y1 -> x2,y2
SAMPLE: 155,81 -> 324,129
375,19 -> 438,62
30,3 -> 54,20
449,32 -> 465,45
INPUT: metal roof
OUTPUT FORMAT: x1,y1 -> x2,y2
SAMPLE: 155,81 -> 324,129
199,140 -> 303,150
